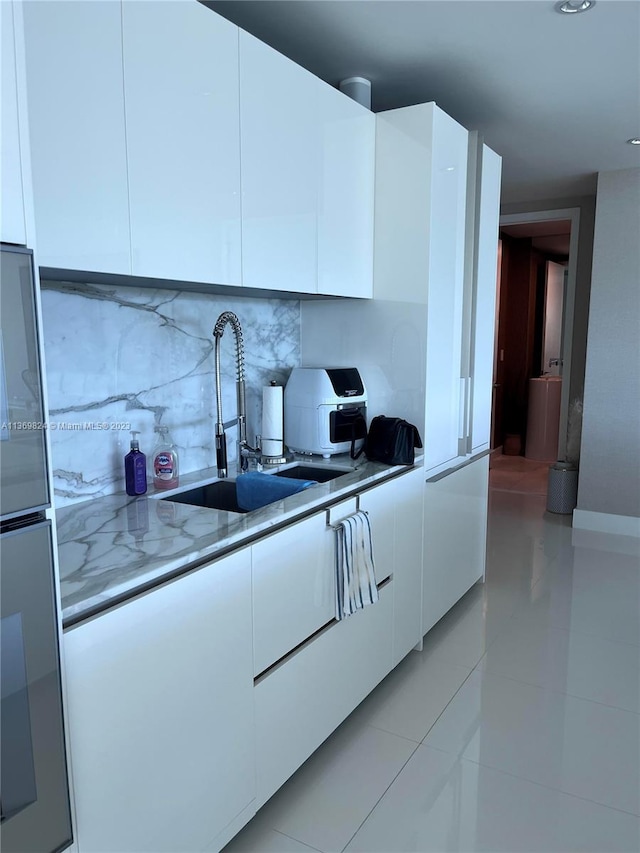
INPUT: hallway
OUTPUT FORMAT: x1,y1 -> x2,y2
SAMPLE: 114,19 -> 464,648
225,478 -> 640,852
488,452 -> 550,497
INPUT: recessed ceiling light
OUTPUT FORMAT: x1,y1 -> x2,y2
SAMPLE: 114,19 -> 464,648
555,1 -> 596,13
627,138 -> 640,146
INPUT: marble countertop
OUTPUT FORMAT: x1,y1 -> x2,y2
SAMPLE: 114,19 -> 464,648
57,454 -> 422,627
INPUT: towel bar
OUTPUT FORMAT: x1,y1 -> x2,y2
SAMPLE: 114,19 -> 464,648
325,496 -> 361,528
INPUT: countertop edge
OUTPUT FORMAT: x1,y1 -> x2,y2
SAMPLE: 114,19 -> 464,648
60,459 -> 422,629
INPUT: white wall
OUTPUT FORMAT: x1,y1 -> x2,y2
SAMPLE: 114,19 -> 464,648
300,300 -> 427,440
576,168 -> 640,522
40,282 -> 300,505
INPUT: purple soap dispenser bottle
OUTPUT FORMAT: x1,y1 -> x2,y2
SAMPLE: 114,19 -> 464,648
125,430 -> 147,496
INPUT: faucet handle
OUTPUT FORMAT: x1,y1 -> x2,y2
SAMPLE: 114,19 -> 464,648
238,434 -> 263,472
216,428 -> 228,478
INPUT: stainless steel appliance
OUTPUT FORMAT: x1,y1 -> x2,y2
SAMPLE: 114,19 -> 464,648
0,245 -> 72,853
284,367 -> 367,458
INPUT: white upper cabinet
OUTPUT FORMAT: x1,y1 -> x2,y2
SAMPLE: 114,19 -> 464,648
375,103 -> 469,474
122,1 -> 241,286
18,3 -> 374,294
22,0 -> 130,274
317,83 -> 375,298
1,0 -> 26,245
240,31 -> 374,297
373,115 -> 431,304
240,31 -> 319,294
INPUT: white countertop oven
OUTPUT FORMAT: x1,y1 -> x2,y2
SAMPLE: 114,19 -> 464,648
284,367 -> 367,458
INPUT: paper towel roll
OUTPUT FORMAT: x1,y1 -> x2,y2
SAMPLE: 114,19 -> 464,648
262,383 -> 284,458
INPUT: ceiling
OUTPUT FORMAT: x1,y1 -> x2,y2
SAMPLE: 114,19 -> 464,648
205,0 -> 640,205
501,219 -> 571,255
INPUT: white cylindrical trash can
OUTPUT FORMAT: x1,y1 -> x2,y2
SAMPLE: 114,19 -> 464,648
547,461 -> 578,514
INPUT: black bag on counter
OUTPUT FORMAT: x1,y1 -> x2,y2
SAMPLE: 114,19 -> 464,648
359,415 -> 423,465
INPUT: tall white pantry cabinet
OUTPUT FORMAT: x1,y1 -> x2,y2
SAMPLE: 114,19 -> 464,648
342,102 -> 502,636
378,104 -> 469,476
1,0 -> 27,245
374,103 -> 501,478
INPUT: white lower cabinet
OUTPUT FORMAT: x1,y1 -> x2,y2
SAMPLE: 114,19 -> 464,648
253,471 -> 423,808
252,509 -> 336,677
387,467 -> 424,664
62,470 -> 425,850
254,581 -> 393,807
422,454 -> 489,635
63,548 -> 254,853
359,470 -> 423,664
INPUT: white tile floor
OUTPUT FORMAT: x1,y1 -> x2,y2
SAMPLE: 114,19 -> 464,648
224,472 -> 640,853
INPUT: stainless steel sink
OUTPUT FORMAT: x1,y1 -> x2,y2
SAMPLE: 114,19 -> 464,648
159,480 -> 248,513
273,464 -> 351,483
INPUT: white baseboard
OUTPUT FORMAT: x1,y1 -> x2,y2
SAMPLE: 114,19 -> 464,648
572,509 -> 640,538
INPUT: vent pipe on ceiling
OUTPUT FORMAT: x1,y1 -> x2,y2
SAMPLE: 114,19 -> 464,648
339,77 -> 371,110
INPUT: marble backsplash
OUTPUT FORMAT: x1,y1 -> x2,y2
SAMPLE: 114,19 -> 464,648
40,281 -> 300,506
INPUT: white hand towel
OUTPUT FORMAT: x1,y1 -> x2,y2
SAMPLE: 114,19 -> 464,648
334,510 -> 378,620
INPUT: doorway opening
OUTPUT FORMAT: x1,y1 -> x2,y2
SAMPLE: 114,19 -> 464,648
489,208 -> 580,496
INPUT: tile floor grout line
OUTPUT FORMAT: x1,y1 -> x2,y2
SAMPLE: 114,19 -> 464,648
471,664 -> 640,716
483,604 -> 640,651
361,721 -> 422,746
417,666 -> 478,746
271,827 -> 325,852
337,666 -> 481,851
255,720 -> 426,853
540,624 -> 640,649
337,738 -> 423,852
455,754 -> 640,819
511,568 -> 640,651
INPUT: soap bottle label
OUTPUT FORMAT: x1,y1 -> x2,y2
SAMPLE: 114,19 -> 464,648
154,452 -> 174,481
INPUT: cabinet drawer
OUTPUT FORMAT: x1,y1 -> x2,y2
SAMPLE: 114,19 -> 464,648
254,580 -> 393,807
252,512 -> 334,676
252,498 -> 359,677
